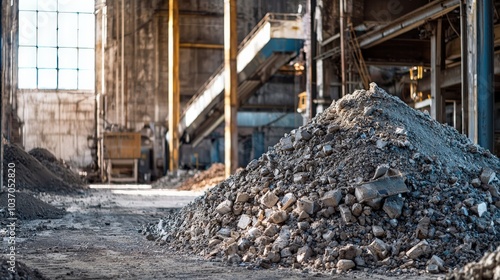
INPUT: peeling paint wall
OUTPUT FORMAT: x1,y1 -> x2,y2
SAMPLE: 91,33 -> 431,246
18,91 -> 94,166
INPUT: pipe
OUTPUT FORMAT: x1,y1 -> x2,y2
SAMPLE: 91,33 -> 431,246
358,0 -> 459,49
121,0 -> 125,127
477,0 -> 494,151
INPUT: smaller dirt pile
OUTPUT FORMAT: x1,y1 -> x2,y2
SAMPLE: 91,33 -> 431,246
29,148 -> 85,188
178,163 -> 226,191
3,144 -> 81,194
0,257 -> 48,280
0,192 -> 65,220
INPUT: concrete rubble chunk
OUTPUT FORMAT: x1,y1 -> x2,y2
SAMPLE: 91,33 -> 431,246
215,200 -> 233,214
269,210 -> 288,224
339,205 -> 354,223
471,178 -> 482,188
355,174 -> 409,203
427,255 -> 445,271
470,202 -> 488,217
321,189 -> 342,207
280,248 -> 292,258
237,214 -> 252,229
281,193 -> 296,210
322,230 -> 335,241
416,217 -> 430,239
296,246 -> 313,263
293,172 -> 308,183
372,164 -> 390,180
382,196 -> 404,219
297,198 -> 316,215
372,225 -> 385,237
368,238 -> 389,260
376,139 -> 387,149
351,203 -> 363,216
281,136 -> 294,151
264,224 -> 279,237
480,168 -> 496,184
406,240 -> 430,259
225,242 -> 238,255
323,144 -> 334,155
339,244 -> 358,260
260,191 -> 279,208
426,264 -> 439,274
235,192 -> 250,203
336,259 -> 356,271
295,129 -> 312,141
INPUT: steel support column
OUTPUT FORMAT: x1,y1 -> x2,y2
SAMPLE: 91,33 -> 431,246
224,0 -> 238,177
460,2 -> 468,135
168,0 -> 180,173
477,0 -> 494,150
339,0 -> 346,97
467,0 -> 477,142
305,0 -> 317,122
430,19 -> 443,123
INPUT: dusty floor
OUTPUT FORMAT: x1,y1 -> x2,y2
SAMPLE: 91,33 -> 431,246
3,186 -> 439,279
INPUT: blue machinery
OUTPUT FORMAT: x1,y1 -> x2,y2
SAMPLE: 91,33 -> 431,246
179,13 -> 304,146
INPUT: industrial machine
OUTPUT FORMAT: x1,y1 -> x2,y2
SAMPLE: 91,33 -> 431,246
102,132 -> 141,183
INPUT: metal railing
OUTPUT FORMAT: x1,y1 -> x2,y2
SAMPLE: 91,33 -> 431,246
180,13 -> 302,117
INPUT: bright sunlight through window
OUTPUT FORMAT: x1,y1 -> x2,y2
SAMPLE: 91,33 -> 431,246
18,0 -> 95,90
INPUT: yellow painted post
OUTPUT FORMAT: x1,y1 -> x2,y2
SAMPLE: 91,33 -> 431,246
168,0 -> 180,173
224,0 -> 238,177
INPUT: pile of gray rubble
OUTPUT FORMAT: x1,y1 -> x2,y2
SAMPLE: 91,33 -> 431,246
145,84 -> 500,274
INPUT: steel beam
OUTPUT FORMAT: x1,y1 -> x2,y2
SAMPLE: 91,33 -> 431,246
339,0 -> 346,97
460,2 -> 468,135
477,0 -> 494,151
180,43 -> 224,49
224,0 -> 238,177
358,0 -> 459,49
467,0 -> 477,143
430,19 -> 444,123
168,0 -> 180,173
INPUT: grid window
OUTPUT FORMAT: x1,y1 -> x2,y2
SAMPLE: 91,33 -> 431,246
18,0 -> 95,90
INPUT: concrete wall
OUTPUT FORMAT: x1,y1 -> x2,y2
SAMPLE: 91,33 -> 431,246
17,91 -> 94,167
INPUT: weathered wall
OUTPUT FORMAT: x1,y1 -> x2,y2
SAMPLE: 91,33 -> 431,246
17,91 -> 94,167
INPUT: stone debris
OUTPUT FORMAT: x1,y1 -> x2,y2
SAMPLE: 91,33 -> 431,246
145,84 -> 500,274
406,240 -> 430,260
480,168 -> 496,185
355,175 -> 409,203
336,259 -> 356,271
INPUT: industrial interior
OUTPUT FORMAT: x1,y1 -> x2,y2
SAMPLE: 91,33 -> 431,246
0,0 -> 499,279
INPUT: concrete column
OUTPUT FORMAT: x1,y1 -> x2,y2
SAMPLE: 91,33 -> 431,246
168,0 -> 180,173
477,0 -> 494,151
224,0 -> 238,177
430,19 -> 443,123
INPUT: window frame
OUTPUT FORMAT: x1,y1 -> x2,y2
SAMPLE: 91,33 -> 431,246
17,0 -> 95,91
